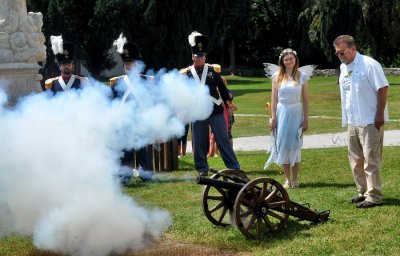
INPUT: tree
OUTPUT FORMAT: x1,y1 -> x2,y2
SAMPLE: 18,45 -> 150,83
221,0 -> 251,74
246,0 -> 303,66
359,0 -> 400,66
299,0 -> 363,65
137,0 -> 193,70
130,0 -> 226,70
28,0 -> 400,74
84,0 -> 145,76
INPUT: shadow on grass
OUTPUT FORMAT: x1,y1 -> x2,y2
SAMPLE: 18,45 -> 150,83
383,197 -> 400,206
202,217 -> 323,247
123,175 -> 198,187
231,88 -> 269,97
241,219 -> 323,245
244,169 -> 282,177
298,182 -> 354,189
227,78 -> 265,85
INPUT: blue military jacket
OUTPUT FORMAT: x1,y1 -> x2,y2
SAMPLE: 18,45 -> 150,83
45,75 -> 87,93
180,64 -> 230,116
109,74 -> 153,98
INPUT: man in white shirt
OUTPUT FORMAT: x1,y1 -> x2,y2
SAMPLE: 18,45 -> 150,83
333,35 -> 389,208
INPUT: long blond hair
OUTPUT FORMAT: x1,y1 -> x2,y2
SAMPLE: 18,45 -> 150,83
276,48 -> 300,86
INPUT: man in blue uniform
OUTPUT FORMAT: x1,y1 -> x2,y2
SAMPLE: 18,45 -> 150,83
180,32 -> 240,176
110,34 -> 153,181
45,35 -> 86,93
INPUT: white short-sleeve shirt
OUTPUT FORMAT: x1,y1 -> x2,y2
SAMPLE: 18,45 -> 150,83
339,52 -> 389,127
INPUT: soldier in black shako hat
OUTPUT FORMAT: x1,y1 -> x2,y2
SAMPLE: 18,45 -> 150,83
180,31 -> 240,176
45,35 -> 87,93
109,33 -> 153,182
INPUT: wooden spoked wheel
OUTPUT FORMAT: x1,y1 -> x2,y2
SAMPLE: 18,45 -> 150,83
234,178 -> 290,238
202,169 -> 250,226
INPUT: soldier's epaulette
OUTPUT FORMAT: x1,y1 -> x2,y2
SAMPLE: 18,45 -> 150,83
44,77 -> 58,90
179,66 -> 191,74
109,75 -> 124,86
75,75 -> 88,81
208,64 -> 216,71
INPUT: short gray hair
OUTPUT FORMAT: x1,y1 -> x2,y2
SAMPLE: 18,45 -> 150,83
333,35 -> 356,48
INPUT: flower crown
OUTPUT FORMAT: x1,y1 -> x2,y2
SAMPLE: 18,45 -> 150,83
279,48 -> 297,59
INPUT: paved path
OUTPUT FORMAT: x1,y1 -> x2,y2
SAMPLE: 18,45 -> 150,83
185,130 -> 400,153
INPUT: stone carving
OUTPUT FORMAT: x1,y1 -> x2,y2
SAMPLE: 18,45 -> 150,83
0,5 -> 19,33
0,0 -> 46,106
0,1 -> 46,63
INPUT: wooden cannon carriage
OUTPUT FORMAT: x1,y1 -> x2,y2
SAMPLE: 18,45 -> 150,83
196,169 -> 330,239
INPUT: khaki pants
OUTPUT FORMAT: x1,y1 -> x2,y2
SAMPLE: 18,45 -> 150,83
348,124 -> 384,204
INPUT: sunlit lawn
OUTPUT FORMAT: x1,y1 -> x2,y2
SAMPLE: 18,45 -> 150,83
4,147 -> 399,255
228,75 -> 400,137
1,76 -> 399,255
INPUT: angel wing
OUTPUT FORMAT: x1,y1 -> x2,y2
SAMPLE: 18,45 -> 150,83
299,64 -> 317,80
263,63 -> 279,79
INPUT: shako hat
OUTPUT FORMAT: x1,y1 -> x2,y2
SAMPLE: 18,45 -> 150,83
50,35 -> 73,64
113,33 -> 141,62
188,31 -> 208,56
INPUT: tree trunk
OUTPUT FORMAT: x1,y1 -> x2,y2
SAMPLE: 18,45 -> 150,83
228,39 -> 236,75
74,58 -> 82,76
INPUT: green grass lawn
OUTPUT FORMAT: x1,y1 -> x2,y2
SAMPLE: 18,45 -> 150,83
3,148 -> 399,255
131,147 -> 400,256
1,76 -> 399,255
228,75 -> 400,137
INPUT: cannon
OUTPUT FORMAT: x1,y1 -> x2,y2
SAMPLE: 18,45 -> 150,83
196,169 -> 330,239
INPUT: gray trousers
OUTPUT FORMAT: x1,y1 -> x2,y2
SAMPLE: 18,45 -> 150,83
192,113 -> 240,173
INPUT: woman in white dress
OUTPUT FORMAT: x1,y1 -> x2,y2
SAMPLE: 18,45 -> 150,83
266,48 -> 309,188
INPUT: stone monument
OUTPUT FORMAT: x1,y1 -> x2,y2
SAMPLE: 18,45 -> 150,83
0,0 -> 46,105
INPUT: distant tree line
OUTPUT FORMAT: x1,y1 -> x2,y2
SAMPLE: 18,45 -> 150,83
27,0 -> 400,77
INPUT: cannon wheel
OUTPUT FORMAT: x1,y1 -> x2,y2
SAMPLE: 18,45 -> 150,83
202,169 -> 250,227
233,177 -> 289,238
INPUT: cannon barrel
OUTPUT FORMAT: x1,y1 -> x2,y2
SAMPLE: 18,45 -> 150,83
278,201 -> 330,223
196,176 -> 245,191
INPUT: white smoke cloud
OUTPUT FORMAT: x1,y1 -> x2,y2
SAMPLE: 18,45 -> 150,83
0,67 -> 213,255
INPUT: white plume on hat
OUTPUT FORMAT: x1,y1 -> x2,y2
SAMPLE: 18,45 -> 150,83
188,31 -> 202,47
113,33 -> 127,54
50,35 -> 63,55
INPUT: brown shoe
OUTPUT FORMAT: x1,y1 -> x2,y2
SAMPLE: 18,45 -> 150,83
349,195 -> 366,204
356,200 -> 383,208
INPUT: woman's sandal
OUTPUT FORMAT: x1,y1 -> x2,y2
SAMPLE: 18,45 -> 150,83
283,181 -> 291,189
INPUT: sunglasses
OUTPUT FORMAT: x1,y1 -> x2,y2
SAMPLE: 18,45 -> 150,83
335,48 -> 350,56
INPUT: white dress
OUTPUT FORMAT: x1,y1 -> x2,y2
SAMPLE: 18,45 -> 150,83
264,71 -> 307,168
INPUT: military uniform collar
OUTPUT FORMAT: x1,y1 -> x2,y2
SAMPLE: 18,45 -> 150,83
193,64 -> 205,71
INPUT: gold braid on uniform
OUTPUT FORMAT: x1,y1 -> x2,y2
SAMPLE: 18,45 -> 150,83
44,77 -> 58,90
75,75 -> 88,82
179,66 -> 191,75
109,75 -> 124,86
